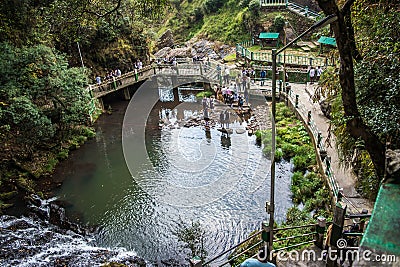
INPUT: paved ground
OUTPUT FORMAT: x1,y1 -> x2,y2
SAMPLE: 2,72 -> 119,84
287,82 -> 373,213
247,81 -> 373,214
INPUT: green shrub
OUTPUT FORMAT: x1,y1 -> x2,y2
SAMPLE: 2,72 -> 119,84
196,91 -> 214,98
275,148 -> 283,161
45,157 -> 59,172
57,149 -> 69,160
203,0 -> 224,14
281,143 -> 298,159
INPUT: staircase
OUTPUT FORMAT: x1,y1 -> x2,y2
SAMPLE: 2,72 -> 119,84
287,1 -> 321,21
260,0 -> 321,21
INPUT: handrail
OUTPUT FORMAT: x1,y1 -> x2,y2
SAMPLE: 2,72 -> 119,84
219,241 -> 263,266
203,230 -> 263,266
88,60 -> 224,98
236,42 -> 333,67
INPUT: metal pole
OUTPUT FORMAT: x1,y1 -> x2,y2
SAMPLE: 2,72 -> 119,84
77,42 -> 85,69
269,49 -> 277,257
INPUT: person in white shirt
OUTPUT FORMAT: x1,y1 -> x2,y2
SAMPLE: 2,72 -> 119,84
316,66 -> 323,81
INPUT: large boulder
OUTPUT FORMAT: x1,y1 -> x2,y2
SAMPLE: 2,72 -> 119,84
154,47 -> 172,58
168,47 -> 192,58
156,29 -> 174,50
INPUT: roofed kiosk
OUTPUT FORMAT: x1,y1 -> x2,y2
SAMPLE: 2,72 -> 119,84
317,36 -> 336,53
259,32 -> 280,47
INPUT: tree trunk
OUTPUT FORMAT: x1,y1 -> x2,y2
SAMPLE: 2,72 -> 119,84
316,0 -> 386,178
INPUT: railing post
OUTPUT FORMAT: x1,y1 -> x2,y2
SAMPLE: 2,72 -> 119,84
307,110 -> 312,125
317,131 -> 322,147
134,69 -> 138,82
261,220 -> 271,252
251,51 -> 254,61
295,94 -> 299,108
309,57 -> 313,67
314,217 -> 326,249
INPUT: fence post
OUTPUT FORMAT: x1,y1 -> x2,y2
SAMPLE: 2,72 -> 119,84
315,217 -> 326,249
317,132 -> 322,147
295,94 -> 299,108
307,111 -> 312,125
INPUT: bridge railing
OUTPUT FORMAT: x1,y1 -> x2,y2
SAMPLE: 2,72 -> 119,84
236,42 -> 334,67
287,1 -> 321,20
260,0 -> 288,7
89,60 -> 226,98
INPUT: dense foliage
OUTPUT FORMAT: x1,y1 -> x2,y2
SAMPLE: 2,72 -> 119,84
0,0 -> 169,213
315,0 -> 400,199
0,0 -> 167,74
0,42 -> 96,212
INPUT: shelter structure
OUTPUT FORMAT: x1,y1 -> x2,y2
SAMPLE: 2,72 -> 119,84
317,36 -> 336,53
259,32 -> 280,47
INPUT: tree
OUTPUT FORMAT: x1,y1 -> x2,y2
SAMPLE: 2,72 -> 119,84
315,0 -> 400,180
0,43 -> 91,160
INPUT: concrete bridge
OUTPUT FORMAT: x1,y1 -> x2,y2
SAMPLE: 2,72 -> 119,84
87,59 -> 223,112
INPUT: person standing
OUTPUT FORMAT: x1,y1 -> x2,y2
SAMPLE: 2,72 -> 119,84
202,96 -> 208,110
220,111 -> 225,129
235,74 -> 242,92
260,69 -> 266,86
224,110 -> 230,129
203,107 -> 210,127
224,66 -> 230,85
309,66 -> 316,84
316,66 -> 323,82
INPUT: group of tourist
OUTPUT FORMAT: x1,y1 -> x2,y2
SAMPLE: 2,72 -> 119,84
308,65 -> 323,84
94,59 -> 146,91
95,68 -> 122,91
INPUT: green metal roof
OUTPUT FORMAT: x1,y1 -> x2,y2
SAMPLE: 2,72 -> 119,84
317,36 -> 337,47
259,32 -> 280,39
360,183 -> 400,256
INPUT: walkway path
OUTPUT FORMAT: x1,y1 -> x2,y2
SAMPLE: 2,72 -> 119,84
289,82 -> 373,213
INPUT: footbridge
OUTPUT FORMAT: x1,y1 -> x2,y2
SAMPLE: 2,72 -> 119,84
87,59 -> 223,114
89,59 -> 221,100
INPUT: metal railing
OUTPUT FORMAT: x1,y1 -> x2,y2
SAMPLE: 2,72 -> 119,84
236,42 -> 333,67
200,220 -> 326,267
280,86 -> 340,202
260,0 -> 288,7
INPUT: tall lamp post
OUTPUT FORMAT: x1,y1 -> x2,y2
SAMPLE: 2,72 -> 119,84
268,14 -> 338,256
